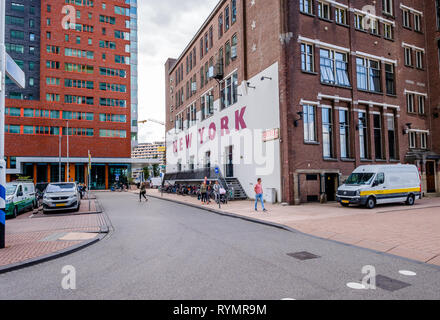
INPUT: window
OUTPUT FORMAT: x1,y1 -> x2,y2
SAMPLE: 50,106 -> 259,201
300,0 -> 313,15
303,104 -> 316,142
335,7 -> 347,24
10,30 -> 24,39
374,114 -> 383,159
320,49 -> 350,87
322,108 -> 333,158
225,6 -> 230,31
404,47 -> 412,66
301,43 -> 314,72
384,23 -> 393,39
383,0 -> 393,15
232,0 -> 237,24
415,50 -> 424,69
318,1 -> 330,20
387,115 -> 396,159
403,9 -> 411,28
354,14 -> 365,30
407,93 -> 415,113
339,110 -> 350,158
418,96 -> 426,114
218,14 -> 223,38
385,63 -> 395,95
201,91 -> 214,120
220,72 -> 238,109
358,112 -> 368,159
409,131 -> 417,149
420,133 -> 428,149
414,14 -> 422,32
356,58 -> 381,93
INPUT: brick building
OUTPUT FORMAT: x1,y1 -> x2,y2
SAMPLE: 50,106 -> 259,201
5,0 -> 138,189
132,141 -> 166,166
164,0 -> 439,204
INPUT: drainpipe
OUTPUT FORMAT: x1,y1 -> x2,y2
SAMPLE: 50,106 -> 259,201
278,0 -> 292,204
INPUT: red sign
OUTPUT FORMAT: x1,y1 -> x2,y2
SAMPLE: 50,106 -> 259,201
262,128 -> 280,142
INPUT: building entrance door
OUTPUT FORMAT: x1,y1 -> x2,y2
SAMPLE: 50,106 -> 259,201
325,173 -> 338,202
426,161 -> 436,193
225,146 -> 234,178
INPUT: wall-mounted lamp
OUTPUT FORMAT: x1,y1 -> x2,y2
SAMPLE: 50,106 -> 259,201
260,76 -> 272,81
246,82 -> 256,89
294,111 -> 304,127
403,123 -> 412,135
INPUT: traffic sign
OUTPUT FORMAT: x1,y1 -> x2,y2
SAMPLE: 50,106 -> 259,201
215,167 -> 219,175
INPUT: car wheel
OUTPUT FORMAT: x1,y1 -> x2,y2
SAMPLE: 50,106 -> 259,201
406,194 -> 415,206
366,197 -> 376,209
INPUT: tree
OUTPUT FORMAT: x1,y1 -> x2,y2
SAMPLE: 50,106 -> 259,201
152,164 -> 160,178
143,167 -> 150,181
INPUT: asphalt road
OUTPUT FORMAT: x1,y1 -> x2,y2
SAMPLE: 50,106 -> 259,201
1,192 -> 440,300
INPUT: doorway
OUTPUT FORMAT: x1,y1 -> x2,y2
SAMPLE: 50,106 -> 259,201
325,173 -> 338,202
426,161 -> 436,193
225,146 -> 234,178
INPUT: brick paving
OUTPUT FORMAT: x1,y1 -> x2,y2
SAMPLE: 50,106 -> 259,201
144,189 -> 440,266
0,199 -> 106,269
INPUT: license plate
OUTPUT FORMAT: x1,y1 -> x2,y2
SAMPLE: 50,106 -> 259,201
56,203 -> 66,207
342,200 -> 349,204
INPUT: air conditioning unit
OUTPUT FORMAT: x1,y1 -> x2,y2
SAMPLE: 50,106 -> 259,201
208,66 -> 214,78
231,46 -> 237,60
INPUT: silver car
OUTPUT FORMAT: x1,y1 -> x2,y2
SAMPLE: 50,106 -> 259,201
43,182 -> 81,213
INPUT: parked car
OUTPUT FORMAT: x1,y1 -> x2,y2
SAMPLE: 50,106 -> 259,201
337,164 -> 421,209
42,182 -> 81,214
5,181 -> 37,218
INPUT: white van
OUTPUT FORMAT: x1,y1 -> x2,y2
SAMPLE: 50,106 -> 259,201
5,182 -> 37,218
337,165 -> 421,209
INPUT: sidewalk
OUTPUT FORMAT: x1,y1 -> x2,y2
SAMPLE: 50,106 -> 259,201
144,189 -> 440,266
0,199 -> 108,272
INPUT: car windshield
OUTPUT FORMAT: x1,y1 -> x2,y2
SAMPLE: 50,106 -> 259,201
6,185 -> 17,196
345,173 -> 375,186
46,183 -> 76,193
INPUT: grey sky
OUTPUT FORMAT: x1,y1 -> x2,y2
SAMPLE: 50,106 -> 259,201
137,0 -> 219,143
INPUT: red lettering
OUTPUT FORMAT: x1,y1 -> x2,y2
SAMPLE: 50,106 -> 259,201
220,116 -> 230,136
209,122 -> 216,140
179,138 -> 183,151
173,141 -> 178,153
235,106 -> 247,131
199,127 -> 205,144
185,133 -> 192,149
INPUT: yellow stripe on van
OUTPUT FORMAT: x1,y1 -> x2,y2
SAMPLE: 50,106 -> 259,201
360,188 -> 420,197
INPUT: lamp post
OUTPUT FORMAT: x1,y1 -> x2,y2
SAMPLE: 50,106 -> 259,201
66,120 -> 69,182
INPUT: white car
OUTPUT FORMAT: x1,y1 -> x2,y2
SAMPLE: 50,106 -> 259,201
337,164 -> 422,209
43,182 -> 81,214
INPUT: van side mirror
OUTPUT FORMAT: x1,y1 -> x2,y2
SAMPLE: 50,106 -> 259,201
17,192 -> 23,197
372,181 -> 379,187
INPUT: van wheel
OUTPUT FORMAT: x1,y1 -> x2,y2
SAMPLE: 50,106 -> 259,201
406,194 -> 415,206
366,197 -> 376,209
12,206 -> 18,219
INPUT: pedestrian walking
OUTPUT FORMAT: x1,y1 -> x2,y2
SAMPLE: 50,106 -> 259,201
254,178 -> 267,212
200,181 -> 208,205
139,181 -> 148,202
213,181 -> 220,204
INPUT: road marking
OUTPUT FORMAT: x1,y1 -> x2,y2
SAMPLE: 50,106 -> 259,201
346,282 -> 367,290
399,270 -> 417,276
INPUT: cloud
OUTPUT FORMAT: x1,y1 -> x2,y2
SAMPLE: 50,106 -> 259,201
137,0 -> 219,144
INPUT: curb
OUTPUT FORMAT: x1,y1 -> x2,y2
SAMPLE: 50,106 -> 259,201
0,236 -> 101,275
0,198 -> 110,275
145,192 -> 440,271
